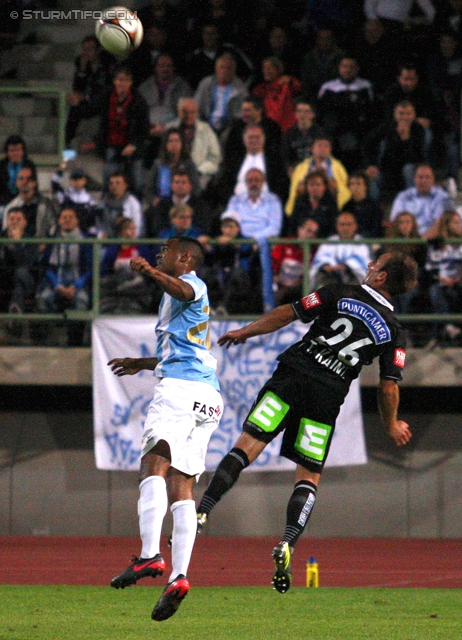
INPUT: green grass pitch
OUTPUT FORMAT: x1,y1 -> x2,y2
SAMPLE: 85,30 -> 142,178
1,585 -> 461,640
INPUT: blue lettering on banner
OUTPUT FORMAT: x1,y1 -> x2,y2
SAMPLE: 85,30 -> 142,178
338,299 -> 391,344
110,395 -> 145,427
105,431 -> 141,468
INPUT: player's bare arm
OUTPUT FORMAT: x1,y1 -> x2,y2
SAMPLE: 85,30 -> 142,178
218,304 -> 296,349
377,378 -> 412,447
130,256 -> 194,302
108,357 -> 159,376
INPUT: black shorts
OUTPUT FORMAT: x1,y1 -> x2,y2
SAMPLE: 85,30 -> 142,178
243,362 -> 346,473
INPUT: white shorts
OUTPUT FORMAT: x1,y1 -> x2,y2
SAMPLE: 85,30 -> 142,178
141,377 -> 223,479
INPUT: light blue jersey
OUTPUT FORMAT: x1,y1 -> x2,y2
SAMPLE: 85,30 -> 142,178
154,272 -> 219,390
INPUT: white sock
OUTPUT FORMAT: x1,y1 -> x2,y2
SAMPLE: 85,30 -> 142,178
169,499 -> 196,582
138,475 -> 168,559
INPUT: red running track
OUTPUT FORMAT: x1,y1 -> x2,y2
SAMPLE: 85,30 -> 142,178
1,536 -> 461,588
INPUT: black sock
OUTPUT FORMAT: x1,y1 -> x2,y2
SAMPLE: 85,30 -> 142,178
198,448 -> 250,515
281,480 -> 317,548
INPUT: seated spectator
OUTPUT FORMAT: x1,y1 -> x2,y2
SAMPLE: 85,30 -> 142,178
317,56 -> 376,171
65,35 -> 114,147
271,217 -> 319,306
144,169 -> 212,237
222,96 -> 282,172
0,135 -> 37,209
138,54 -> 193,167
365,101 -> 426,203
381,211 -> 427,316
309,211 -> 371,290
200,211 -> 256,314
252,56 -> 301,132
97,171 -> 143,238
126,24 -> 171,88
299,28 -> 345,103
389,164 -> 454,238
100,216 -> 154,314
3,166 -> 57,238
342,172 -> 383,238
0,208 -> 39,319
167,97 -> 221,190
223,168 -> 283,243
51,164 -> 97,236
194,53 -> 248,135
214,123 -> 288,206
281,100 -> 324,176
145,128 -> 200,203
185,22 -> 254,90
425,210 -> 462,343
289,170 -> 339,237
158,203 -> 207,243
36,207 -> 92,346
256,26 -> 301,79
285,135 -> 351,217
77,64 -> 150,199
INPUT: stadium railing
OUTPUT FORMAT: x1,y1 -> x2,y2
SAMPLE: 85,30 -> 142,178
0,236 -> 461,326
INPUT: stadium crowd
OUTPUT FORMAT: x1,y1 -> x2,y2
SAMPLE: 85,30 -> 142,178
1,0 -> 462,345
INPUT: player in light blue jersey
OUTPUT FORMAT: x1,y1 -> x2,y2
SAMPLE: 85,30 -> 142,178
107,237 -> 223,621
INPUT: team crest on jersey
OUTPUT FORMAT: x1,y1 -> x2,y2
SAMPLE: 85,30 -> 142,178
394,348 -> 406,368
215,405 -> 222,417
301,292 -> 322,310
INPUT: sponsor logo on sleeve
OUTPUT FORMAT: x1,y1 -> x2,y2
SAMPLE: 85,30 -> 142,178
301,292 -> 322,310
394,348 -> 406,368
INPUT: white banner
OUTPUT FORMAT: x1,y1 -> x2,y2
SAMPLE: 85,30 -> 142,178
92,317 -> 367,471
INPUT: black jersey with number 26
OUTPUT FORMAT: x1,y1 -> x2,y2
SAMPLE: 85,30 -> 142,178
278,283 -> 406,395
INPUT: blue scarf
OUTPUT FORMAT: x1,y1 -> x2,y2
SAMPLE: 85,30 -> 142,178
7,160 -> 24,195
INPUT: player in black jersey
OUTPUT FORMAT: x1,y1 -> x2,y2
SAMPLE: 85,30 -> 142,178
197,251 -> 418,593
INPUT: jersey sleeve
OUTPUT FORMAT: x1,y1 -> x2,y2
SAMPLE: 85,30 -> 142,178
180,272 -> 206,302
292,285 -> 335,323
378,327 -> 406,381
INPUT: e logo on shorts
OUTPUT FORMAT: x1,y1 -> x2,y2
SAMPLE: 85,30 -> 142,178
248,391 -> 289,432
295,418 -> 332,461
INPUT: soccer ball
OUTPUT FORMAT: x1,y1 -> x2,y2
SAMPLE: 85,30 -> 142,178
95,6 -> 143,55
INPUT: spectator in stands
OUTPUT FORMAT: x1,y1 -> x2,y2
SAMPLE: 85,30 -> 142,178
256,26 -> 301,79
215,123 -> 288,206
299,28 -> 345,103
97,171 -> 143,238
271,217 -> 319,306
51,164 -> 97,236
281,100 -> 324,177
194,53 -> 248,135
223,168 -> 283,243
146,128 -> 200,204
3,166 -> 57,238
285,135 -> 351,217
0,135 -> 37,208
201,211 -> 256,314
389,164 -> 454,238
365,100 -> 426,203
341,172 -> 383,239
36,207 -> 92,346
100,216 -> 154,314
126,24 -> 171,87
78,64 -> 150,199
252,56 -> 301,132
425,209 -> 462,343
289,169 -> 339,237
0,207 -> 38,317
185,23 -> 254,90
382,63 -> 435,159
167,97 -> 221,190
144,169 -> 212,237
317,56 -> 376,171
309,211 -> 371,290
158,203 -> 207,243
65,35 -> 114,147
138,54 -> 193,168
222,96 -> 282,171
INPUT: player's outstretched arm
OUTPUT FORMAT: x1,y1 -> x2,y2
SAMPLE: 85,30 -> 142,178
218,304 -> 296,349
130,257 -> 194,302
377,378 -> 412,447
108,357 -> 159,376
